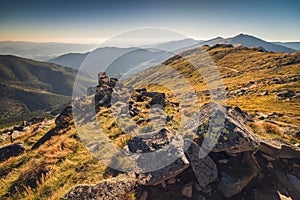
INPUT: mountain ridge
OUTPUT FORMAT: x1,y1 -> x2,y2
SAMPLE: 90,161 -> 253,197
0,55 -> 94,126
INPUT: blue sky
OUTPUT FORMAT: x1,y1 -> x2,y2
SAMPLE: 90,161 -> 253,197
0,0 -> 299,43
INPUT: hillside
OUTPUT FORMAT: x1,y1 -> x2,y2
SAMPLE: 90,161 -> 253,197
0,48 -> 300,199
0,55 -> 94,126
127,44 -> 300,142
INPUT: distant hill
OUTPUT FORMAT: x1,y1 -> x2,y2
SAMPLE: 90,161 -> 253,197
49,47 -> 173,78
0,55 -> 94,126
151,38 -> 201,51
48,52 -> 89,69
0,41 -> 98,61
274,42 -> 300,50
220,34 -> 296,53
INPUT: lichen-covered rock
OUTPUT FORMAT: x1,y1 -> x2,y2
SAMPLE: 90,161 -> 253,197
123,128 -> 190,186
0,142 -> 25,162
184,139 -> 218,187
184,103 -> 259,154
62,174 -> 136,200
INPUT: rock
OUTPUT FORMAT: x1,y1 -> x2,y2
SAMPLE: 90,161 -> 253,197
218,159 -> 229,164
257,112 -> 268,120
261,153 -> 276,161
86,86 -> 96,96
186,103 -> 259,154
95,88 -> 113,107
184,139 -> 218,188
0,142 -> 25,162
266,162 -> 274,169
28,117 -> 45,124
182,182 -> 193,198
202,185 -> 212,194
218,152 -> 258,198
259,138 -> 300,159
167,178 -> 176,185
261,90 -> 269,96
276,90 -> 295,100
219,172 -> 253,198
98,72 -> 110,85
123,128 -> 190,186
286,174 -> 300,191
161,180 -> 166,188
62,174 -> 136,200
140,191 -> 148,200
134,88 -> 166,108
55,106 -> 73,128
194,181 -> 202,191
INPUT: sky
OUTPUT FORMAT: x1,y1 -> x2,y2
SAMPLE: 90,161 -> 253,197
0,0 -> 300,44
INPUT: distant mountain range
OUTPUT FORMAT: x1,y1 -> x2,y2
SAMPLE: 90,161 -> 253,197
47,34 -> 299,76
152,34 -> 298,53
273,42 -> 300,50
49,47 -> 174,78
0,41 -> 98,61
0,55 -> 94,126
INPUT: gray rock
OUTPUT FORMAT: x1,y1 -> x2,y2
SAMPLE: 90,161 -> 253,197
182,182 -> 193,198
167,178 -> 176,185
123,128 -> 190,186
161,180 -> 166,188
184,139 -> 218,187
218,153 -> 258,198
276,90 -> 295,100
287,174 -> 300,191
259,138 -> 300,159
261,153 -> 276,161
218,159 -> 229,164
184,103 -> 259,154
62,174 -> 136,200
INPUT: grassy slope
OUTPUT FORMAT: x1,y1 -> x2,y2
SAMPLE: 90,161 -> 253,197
127,45 -> 300,141
0,46 -> 299,199
0,55 -> 93,127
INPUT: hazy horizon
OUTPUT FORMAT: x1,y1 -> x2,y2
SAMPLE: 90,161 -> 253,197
1,0 -> 300,44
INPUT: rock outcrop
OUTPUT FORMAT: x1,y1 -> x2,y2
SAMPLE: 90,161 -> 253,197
190,103 -> 259,154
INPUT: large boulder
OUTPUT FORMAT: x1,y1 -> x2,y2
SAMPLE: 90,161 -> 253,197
184,139 -> 218,187
0,142 -> 25,162
133,88 -> 166,108
184,103 -> 259,154
62,174 -> 136,200
123,128 -> 190,185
